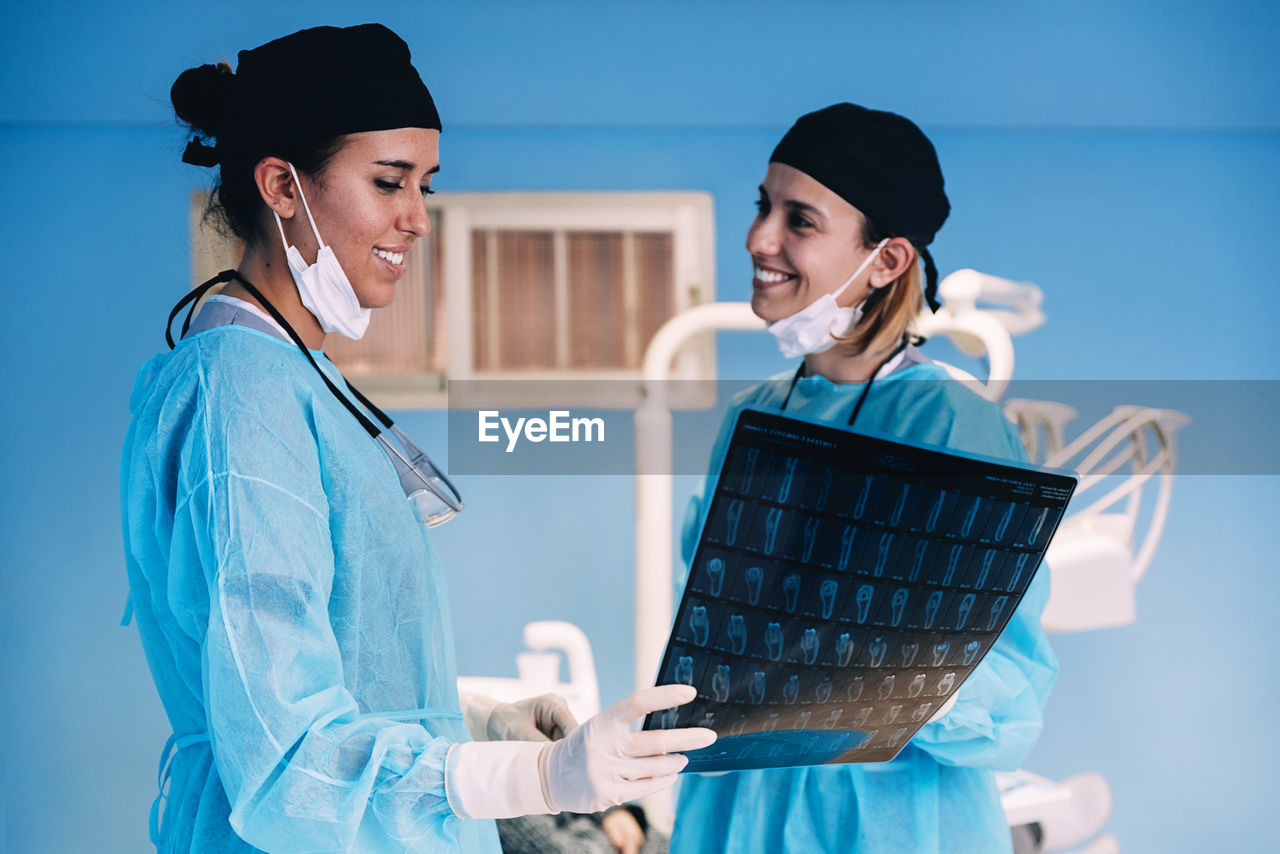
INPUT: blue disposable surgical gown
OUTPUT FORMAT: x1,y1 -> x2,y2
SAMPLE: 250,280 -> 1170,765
670,358 -> 1059,854
121,323 -> 500,853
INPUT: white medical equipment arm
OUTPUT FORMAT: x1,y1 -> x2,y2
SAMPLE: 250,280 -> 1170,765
1004,401 -> 1189,633
457,620 -> 602,723
635,302 -> 763,695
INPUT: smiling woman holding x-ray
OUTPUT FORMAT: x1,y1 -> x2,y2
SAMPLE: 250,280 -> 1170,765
669,104 -> 1057,854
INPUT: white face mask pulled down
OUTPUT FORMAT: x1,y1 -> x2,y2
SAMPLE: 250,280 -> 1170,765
272,163 -> 372,340
765,238 -> 889,359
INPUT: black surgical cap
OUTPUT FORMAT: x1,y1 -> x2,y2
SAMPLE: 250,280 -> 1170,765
770,103 -> 949,311
178,24 -> 440,167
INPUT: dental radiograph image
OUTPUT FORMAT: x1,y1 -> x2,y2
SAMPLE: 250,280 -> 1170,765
740,447 -> 760,495
1023,506 -> 1049,547
823,708 -> 843,729
728,614 -> 748,655
992,501 -> 1016,543
749,671 -> 767,704
986,596 -> 1008,631
877,674 -> 895,700
867,635 -> 889,667
800,515 -> 821,563
963,639 -> 982,666
885,704 -> 902,724
743,564 -> 766,605
851,475 -> 876,520
802,628 -> 819,665
765,622 -> 784,662
712,665 -> 731,702
835,632 -> 855,666
887,483 -> 910,527
909,539 -> 929,582
854,584 -> 875,624
872,532 -> 894,577
838,524 -> 859,571
960,496 -> 985,538
763,506 -> 784,555
778,455 -> 799,503
782,674 -> 800,704
815,676 -> 833,703
819,578 -> 839,620
675,655 -> 694,686
898,640 -> 919,667
973,550 -> 997,589
956,593 -> 975,631
707,557 -> 725,596
925,489 -> 947,532
725,499 -> 745,546
782,572 -> 802,613
937,671 -> 956,696
853,707 -> 873,728
797,710 -> 811,729
924,591 -> 944,629
815,466 -> 836,512
908,673 -> 926,698
941,544 -> 967,586
932,640 -> 950,666
690,605 -> 711,645
846,676 -> 864,702
890,588 -> 909,627
911,701 -> 934,722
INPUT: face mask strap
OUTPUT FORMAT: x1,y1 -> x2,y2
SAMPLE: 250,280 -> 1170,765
831,238 -> 890,303
287,162 -> 326,248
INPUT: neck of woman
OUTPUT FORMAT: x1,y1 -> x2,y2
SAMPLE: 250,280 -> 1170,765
227,244 -> 327,350
803,338 -> 901,385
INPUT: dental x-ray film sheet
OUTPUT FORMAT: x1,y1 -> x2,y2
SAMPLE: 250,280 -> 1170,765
646,407 -> 1076,771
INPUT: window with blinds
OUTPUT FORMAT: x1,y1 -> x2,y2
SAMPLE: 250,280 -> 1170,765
190,191 -> 715,408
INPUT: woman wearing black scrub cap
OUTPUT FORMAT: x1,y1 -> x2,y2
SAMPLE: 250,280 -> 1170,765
122,24 -> 713,852
668,103 -> 1057,854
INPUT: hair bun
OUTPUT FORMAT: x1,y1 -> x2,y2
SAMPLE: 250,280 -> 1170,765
170,61 -> 235,137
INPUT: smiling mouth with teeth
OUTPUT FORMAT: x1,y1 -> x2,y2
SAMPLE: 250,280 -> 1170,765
754,266 -> 795,284
373,248 -> 405,265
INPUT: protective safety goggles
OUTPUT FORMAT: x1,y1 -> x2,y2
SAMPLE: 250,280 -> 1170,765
170,271 -> 464,527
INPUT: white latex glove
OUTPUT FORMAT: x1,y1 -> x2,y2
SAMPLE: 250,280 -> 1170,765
539,683 -> 716,814
446,683 -> 712,820
927,692 -> 958,723
461,691 -> 577,742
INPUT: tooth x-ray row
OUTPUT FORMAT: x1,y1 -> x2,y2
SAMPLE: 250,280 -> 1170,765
706,489 -> 1055,557
648,409 -> 1076,767
689,545 -> 1040,610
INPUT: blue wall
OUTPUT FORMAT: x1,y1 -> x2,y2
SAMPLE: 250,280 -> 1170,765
2,2 -> 1276,851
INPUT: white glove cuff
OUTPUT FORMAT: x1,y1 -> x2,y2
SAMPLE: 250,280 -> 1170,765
927,692 -> 959,724
445,740 -> 554,820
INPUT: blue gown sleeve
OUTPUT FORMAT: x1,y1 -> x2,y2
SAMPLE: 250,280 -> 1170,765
176,353 -> 461,852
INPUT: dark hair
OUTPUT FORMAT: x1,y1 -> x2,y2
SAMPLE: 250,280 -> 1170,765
170,61 -> 344,244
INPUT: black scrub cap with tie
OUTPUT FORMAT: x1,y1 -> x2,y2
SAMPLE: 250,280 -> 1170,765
173,23 -> 441,168
770,103 -> 950,311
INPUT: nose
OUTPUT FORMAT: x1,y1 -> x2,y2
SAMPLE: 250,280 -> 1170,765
746,212 -> 779,258
401,195 -> 431,239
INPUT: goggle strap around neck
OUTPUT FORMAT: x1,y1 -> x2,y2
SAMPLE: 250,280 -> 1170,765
233,273 -> 389,438
166,270 -> 237,349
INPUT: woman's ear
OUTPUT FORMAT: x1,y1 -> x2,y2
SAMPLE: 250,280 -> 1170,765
869,236 -> 917,287
254,157 -> 299,219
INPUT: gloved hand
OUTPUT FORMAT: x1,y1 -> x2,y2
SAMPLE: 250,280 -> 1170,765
461,691 -> 577,742
539,683 -> 716,814
446,683 -> 712,819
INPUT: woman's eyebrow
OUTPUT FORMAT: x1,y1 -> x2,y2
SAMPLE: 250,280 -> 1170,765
373,160 -> 442,174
